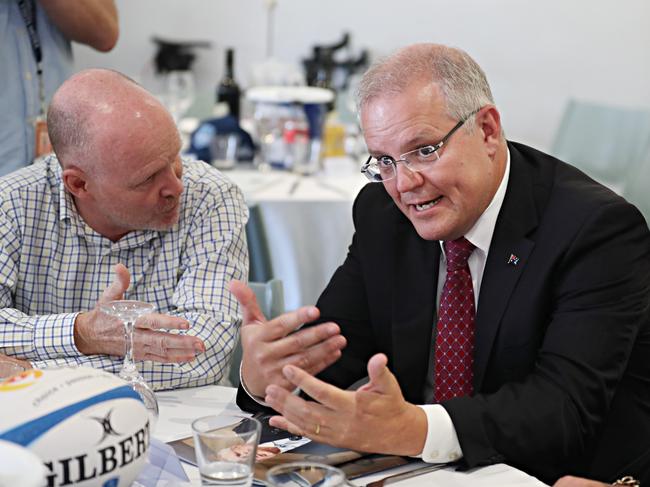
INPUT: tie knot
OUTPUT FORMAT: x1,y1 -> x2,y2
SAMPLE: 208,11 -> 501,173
444,237 -> 475,271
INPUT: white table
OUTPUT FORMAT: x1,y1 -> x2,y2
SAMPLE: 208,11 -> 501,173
223,162 -> 368,311
155,385 -> 549,487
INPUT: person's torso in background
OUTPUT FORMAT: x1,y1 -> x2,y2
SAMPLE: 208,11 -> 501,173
0,1 -> 72,177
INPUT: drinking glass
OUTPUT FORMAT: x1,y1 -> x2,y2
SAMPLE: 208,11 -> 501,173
266,462 -> 346,487
211,133 -> 240,170
100,300 -> 159,424
191,414 -> 262,487
165,70 -> 195,122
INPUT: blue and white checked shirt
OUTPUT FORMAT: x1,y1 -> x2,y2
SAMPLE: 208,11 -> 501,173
0,156 -> 249,390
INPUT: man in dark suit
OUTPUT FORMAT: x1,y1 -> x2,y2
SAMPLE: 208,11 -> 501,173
230,43 -> 650,485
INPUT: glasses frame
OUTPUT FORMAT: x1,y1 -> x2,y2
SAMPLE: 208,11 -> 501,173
361,109 -> 479,183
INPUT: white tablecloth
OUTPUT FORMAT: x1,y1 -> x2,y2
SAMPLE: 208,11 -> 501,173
224,163 -> 368,310
154,386 -> 548,487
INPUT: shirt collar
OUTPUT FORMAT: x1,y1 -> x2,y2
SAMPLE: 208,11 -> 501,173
440,148 -> 511,256
47,155 -> 76,224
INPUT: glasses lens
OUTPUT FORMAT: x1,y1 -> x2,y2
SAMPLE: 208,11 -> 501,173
405,145 -> 440,172
362,158 -> 395,182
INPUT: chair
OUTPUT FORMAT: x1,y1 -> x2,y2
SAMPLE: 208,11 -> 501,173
622,158 -> 650,224
227,279 -> 285,386
246,204 -> 274,283
551,99 -> 650,190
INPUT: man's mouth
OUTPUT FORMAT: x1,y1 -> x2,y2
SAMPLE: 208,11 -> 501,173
414,196 -> 443,211
161,200 -> 179,214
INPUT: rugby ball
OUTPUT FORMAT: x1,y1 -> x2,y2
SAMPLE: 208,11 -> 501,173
0,367 -> 150,487
0,439 -> 47,487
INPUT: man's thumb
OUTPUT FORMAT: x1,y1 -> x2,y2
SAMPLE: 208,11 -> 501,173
361,353 -> 396,393
229,280 -> 266,326
98,263 -> 131,304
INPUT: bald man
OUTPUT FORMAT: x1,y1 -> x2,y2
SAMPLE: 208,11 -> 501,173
0,69 -> 248,390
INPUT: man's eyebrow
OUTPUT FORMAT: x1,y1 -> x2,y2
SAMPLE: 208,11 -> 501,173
129,167 -> 161,187
402,132 -> 443,149
367,134 -> 440,157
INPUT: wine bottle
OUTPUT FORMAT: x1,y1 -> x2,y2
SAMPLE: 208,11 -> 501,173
216,48 -> 241,120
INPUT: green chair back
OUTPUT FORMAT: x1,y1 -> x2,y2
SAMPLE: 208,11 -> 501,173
551,99 -> 650,189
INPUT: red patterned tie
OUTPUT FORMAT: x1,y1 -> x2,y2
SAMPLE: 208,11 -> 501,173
434,237 -> 476,402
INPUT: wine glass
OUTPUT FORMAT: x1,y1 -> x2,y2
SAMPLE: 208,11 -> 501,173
100,300 -> 159,426
165,70 -> 195,123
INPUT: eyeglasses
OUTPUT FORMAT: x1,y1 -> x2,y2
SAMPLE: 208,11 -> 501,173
361,110 -> 477,183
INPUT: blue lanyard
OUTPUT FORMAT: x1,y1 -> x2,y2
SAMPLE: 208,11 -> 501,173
17,0 -> 46,115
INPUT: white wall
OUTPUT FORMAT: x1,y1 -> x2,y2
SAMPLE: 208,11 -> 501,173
73,0 -> 650,151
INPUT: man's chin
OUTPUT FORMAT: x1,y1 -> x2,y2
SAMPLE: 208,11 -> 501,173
412,222 -> 462,242
149,209 -> 180,231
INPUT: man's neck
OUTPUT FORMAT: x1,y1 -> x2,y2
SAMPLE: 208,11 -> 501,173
72,195 -> 129,242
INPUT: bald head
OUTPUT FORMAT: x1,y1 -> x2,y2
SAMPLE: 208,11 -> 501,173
357,43 -> 495,126
47,69 -> 177,173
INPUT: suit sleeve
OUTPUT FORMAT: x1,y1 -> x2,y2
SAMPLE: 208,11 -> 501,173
443,200 -> 650,481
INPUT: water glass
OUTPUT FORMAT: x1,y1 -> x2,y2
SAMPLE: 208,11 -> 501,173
266,462 -> 347,487
191,414 -> 261,486
211,133 -> 240,170
165,70 -> 195,122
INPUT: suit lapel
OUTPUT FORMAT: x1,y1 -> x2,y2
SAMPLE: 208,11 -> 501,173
390,212 -> 440,403
473,145 -> 540,390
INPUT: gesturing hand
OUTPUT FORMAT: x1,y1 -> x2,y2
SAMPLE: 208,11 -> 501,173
264,353 -> 428,457
74,263 -> 205,362
229,280 -> 347,398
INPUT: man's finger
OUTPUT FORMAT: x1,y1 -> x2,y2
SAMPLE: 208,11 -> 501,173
136,348 -> 199,363
98,263 -> 131,304
282,334 -> 346,374
300,347 -> 344,377
268,416 -> 305,438
280,364 -> 344,408
0,354 -> 32,370
265,385 -> 332,438
262,306 -> 320,341
271,323 -> 342,357
135,313 -> 189,330
135,330 -> 205,355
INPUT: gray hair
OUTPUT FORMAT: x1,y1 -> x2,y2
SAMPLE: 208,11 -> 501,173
46,103 -> 91,160
357,44 -> 495,129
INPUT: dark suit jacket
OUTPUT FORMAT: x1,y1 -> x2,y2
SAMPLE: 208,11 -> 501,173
238,142 -> 650,484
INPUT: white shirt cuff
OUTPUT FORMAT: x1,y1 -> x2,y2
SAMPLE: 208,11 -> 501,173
239,362 -> 300,407
417,404 -> 464,463
239,362 -> 273,407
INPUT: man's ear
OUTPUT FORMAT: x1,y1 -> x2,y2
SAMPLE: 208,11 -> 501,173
62,167 -> 90,199
476,105 -> 502,156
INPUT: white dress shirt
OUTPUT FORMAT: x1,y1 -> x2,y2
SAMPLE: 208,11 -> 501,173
418,149 -> 511,463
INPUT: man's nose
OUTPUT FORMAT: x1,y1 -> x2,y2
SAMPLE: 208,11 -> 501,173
161,162 -> 183,198
394,163 -> 424,192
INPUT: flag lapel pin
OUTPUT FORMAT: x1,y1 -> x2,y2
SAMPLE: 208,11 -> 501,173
507,254 -> 520,266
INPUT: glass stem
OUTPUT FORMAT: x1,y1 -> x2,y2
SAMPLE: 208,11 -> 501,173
121,320 -> 138,380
